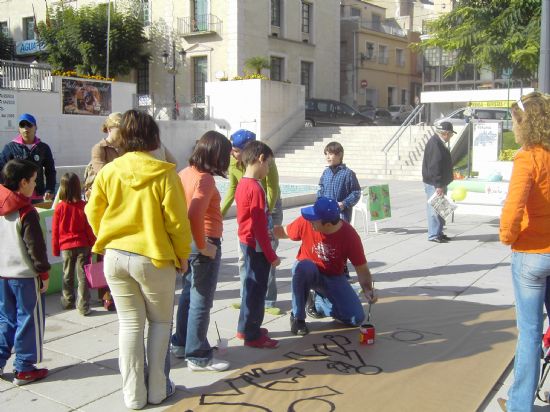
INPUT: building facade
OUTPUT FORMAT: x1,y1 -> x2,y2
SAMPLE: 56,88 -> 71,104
0,0 -> 340,118
340,0 -> 422,109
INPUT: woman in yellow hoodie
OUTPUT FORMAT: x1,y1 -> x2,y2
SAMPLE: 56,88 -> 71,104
498,91 -> 550,412
85,110 -> 191,410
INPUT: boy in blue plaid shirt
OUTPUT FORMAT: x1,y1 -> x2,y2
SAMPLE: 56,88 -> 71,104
318,142 -> 361,223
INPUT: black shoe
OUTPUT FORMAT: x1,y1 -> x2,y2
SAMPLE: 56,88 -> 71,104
306,290 -> 324,319
440,234 -> 451,241
290,313 -> 309,336
429,237 -> 448,243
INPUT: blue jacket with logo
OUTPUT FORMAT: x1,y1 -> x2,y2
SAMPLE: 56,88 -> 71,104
0,135 -> 56,196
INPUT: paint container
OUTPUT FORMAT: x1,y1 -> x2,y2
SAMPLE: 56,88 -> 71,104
217,338 -> 228,355
359,323 -> 375,345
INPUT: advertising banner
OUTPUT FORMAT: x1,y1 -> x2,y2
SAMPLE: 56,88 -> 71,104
62,78 -> 112,116
0,91 -> 17,131
472,121 -> 501,173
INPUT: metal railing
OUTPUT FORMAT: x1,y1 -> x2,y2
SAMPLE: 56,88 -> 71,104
0,59 -> 54,92
381,104 -> 425,174
177,14 -> 223,36
133,94 -> 210,121
359,20 -> 407,37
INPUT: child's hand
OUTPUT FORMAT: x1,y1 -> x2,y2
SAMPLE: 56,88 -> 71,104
364,288 -> 378,304
271,257 -> 281,267
179,258 -> 189,274
40,278 -> 49,294
338,202 -> 345,211
199,241 -> 217,259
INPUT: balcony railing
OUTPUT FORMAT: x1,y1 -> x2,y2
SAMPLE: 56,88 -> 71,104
0,59 -> 54,91
360,20 -> 406,38
178,14 -> 222,36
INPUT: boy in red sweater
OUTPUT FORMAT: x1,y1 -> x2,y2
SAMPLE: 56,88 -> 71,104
235,141 -> 281,348
0,159 -> 50,385
52,173 -> 95,315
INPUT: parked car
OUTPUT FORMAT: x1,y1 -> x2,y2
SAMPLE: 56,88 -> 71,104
388,104 -> 414,122
305,98 -> 373,127
434,107 -> 512,130
371,108 -> 395,125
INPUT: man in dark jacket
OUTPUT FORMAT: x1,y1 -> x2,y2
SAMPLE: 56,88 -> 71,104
0,114 -> 56,202
422,121 -> 455,243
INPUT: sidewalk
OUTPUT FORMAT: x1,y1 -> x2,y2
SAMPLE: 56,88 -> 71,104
0,178 -> 537,411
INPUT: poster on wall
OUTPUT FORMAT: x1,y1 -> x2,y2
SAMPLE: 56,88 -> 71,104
0,91 -> 17,131
368,184 -> 391,221
472,121 -> 501,173
61,78 -> 112,116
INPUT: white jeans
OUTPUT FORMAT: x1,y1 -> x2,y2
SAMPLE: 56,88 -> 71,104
104,249 -> 176,409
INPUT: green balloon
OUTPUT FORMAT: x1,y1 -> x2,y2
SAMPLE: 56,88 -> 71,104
451,186 -> 467,202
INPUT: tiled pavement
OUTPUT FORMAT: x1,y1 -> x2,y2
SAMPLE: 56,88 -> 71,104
0,178 -> 545,411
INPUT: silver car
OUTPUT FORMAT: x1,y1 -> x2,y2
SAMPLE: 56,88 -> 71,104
434,107 -> 512,130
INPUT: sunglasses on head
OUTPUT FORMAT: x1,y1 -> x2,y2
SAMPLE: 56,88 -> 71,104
19,121 -> 34,128
516,91 -> 543,112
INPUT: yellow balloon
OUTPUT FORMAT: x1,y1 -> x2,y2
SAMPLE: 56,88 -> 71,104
451,186 -> 467,202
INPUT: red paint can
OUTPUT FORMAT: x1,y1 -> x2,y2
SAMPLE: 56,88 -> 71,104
359,323 -> 375,345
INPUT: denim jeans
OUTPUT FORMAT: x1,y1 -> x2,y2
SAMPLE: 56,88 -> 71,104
171,239 -> 221,366
237,243 -> 271,341
424,183 -> 446,240
104,249 -> 176,409
61,247 -> 91,313
507,252 -> 550,412
0,277 -> 45,373
291,259 -> 365,326
238,198 -> 283,307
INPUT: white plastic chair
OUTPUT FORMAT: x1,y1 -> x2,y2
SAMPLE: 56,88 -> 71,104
351,186 -> 378,236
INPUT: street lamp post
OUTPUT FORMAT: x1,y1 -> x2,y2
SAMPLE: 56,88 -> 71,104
161,41 -> 186,120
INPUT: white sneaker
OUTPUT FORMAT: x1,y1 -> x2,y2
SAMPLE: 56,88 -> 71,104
188,358 -> 230,372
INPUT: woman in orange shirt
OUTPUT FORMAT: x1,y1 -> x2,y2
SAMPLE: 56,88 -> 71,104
171,131 -> 232,372
498,91 -> 550,412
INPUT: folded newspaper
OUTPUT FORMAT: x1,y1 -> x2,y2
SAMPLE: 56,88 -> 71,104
428,192 -> 457,219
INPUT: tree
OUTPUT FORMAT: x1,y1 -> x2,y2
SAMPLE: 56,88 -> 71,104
245,56 -> 270,75
37,2 -> 149,78
416,0 -> 541,80
0,31 -> 14,60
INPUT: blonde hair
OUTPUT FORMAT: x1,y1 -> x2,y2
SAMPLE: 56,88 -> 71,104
510,92 -> 550,150
101,112 -> 122,133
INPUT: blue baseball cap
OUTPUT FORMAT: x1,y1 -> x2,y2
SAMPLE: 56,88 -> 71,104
231,129 -> 256,149
18,113 -> 37,127
301,197 -> 340,221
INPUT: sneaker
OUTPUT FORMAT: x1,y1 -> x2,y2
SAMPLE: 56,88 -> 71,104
79,308 -> 92,316
264,307 -> 282,316
171,344 -> 186,359
290,313 -> 309,336
244,334 -> 279,349
306,291 -> 324,319
236,327 -> 268,340
188,358 -> 230,372
13,368 -> 48,385
166,380 -> 176,399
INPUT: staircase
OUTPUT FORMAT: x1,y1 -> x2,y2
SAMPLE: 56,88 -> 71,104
275,125 -> 436,181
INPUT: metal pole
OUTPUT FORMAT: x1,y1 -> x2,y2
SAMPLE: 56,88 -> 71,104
172,40 -> 177,120
106,0 -> 111,78
540,0 -> 550,93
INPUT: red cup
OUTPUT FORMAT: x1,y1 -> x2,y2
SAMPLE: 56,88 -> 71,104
359,323 -> 375,345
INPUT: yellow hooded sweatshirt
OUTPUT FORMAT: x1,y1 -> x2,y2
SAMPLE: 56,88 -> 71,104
85,151 -> 191,268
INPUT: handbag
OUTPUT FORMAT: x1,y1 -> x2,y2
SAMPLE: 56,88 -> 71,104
84,260 -> 108,289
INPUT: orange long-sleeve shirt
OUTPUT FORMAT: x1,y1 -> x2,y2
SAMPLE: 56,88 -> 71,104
499,146 -> 550,253
178,166 -> 223,250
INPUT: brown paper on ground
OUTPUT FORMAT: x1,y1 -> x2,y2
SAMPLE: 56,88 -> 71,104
168,296 -> 517,412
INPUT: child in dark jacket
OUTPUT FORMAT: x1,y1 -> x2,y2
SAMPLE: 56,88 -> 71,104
52,173 -> 95,315
0,159 -> 50,385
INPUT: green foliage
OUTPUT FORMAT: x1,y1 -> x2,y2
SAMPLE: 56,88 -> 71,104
499,149 -> 518,160
244,56 -> 270,75
416,0 -> 541,79
0,30 -> 15,60
37,3 -> 149,78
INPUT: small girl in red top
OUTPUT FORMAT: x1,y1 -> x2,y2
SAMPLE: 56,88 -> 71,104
52,173 -> 95,315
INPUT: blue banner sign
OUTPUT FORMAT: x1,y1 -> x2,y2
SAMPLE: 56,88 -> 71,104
15,39 -> 47,56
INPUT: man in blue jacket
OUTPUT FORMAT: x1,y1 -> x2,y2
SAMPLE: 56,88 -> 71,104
0,114 -> 56,202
